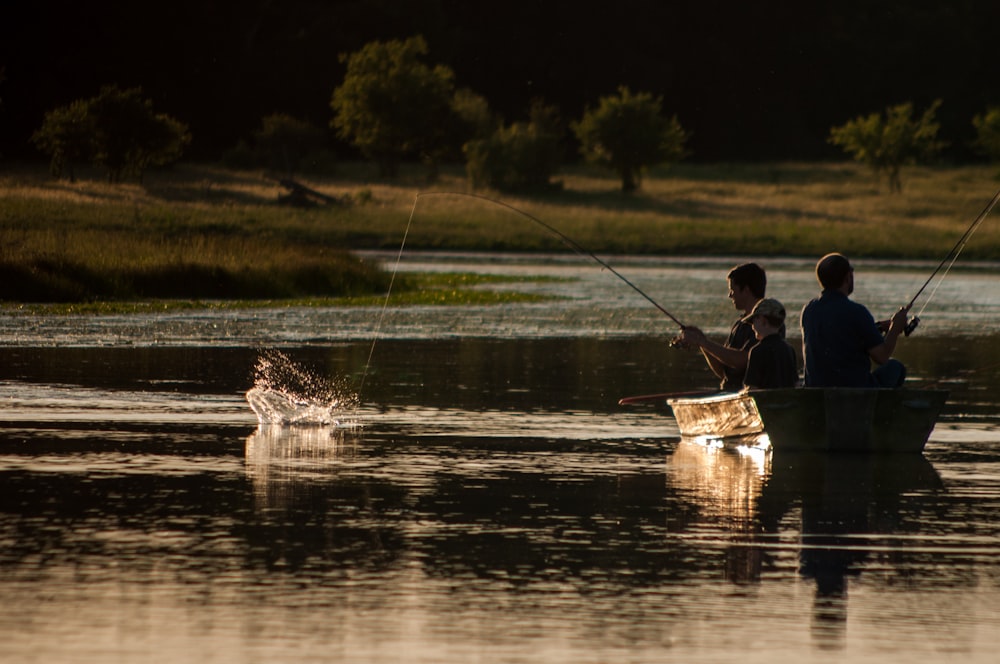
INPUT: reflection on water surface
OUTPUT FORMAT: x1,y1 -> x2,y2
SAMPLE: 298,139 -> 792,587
1,255 -> 1000,662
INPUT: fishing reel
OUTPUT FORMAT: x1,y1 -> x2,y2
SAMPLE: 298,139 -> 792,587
904,316 -> 920,337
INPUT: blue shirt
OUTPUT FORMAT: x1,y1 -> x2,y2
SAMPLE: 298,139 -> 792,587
800,290 -> 885,387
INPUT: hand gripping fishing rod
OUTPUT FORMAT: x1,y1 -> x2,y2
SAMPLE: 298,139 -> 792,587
902,186 -> 1000,336
412,192 -> 688,329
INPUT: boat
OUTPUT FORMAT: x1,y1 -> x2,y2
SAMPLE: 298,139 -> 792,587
666,387 -> 948,453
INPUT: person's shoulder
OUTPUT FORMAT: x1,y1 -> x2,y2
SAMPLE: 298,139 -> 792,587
801,293 -> 830,310
765,332 -> 790,346
801,296 -> 821,309
843,297 -> 875,318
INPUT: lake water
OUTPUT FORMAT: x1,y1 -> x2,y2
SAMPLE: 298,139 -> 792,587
1,253 -> 999,663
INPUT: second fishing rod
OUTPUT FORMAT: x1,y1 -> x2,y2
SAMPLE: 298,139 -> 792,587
899,186 -> 1000,336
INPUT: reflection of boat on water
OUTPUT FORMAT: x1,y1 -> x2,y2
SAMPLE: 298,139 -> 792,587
767,450 -> 943,648
668,387 -> 948,453
671,438 -> 944,649
668,439 -> 772,584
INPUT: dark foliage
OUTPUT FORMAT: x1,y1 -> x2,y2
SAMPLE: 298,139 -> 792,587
3,0 -> 1000,162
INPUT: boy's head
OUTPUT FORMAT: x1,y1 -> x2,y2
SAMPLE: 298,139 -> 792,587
743,298 -> 786,337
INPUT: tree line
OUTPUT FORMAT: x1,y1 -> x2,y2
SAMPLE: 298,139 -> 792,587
30,36 -> 1000,193
6,1 -> 1000,166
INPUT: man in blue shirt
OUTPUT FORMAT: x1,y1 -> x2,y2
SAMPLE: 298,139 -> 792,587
800,253 -> 909,388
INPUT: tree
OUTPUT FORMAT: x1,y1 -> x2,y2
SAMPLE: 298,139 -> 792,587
443,87 -> 497,161
465,100 -> 564,192
330,36 -> 455,177
135,112 -> 192,181
828,100 -> 945,193
31,99 -> 94,181
572,86 -> 688,193
972,106 -> 1000,164
33,86 -> 190,183
86,85 -> 191,183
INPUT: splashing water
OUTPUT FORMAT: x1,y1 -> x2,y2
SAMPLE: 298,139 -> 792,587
245,349 -> 360,426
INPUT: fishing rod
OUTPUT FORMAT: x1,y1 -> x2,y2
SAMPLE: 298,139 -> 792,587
412,192 -> 687,328
902,186 -> 1000,335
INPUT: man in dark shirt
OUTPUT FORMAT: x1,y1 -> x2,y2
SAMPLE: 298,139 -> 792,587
800,253 -> 909,388
743,298 -> 799,389
677,263 -> 784,391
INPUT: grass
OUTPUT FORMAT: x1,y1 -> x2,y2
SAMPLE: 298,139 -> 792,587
2,160 -> 999,307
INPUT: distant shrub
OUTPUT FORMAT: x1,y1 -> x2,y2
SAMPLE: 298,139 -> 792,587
220,139 -> 258,170
465,101 -> 564,192
31,99 -> 94,181
331,36 -> 455,178
223,114 -> 334,175
972,106 -> 1000,164
32,85 -> 190,183
572,86 -> 688,193
253,113 -> 330,174
444,88 -> 498,160
828,100 -> 946,193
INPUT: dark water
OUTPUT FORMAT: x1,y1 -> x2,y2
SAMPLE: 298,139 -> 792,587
1,256 -> 999,662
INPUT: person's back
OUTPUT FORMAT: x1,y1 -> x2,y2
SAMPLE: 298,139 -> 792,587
800,290 -> 882,387
800,253 -> 908,388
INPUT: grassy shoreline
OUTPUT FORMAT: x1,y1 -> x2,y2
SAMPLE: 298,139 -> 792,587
2,161 -> 999,307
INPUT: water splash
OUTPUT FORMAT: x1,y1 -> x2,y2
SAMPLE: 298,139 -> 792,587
245,349 -> 360,426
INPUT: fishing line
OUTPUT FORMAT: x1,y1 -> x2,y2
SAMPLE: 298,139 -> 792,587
355,195 -> 417,401
904,187 -> 1000,333
411,191 -> 687,327
356,191 -> 686,405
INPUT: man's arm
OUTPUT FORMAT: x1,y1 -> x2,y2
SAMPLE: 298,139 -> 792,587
868,306 -> 909,365
699,338 -> 750,372
680,326 -> 750,376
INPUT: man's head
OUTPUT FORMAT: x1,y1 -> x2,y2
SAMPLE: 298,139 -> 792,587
727,263 -> 767,313
816,253 -> 854,293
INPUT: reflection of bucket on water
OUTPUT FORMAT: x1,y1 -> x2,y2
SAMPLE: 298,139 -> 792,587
245,424 -> 360,509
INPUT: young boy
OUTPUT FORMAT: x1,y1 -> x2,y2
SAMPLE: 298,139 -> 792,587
742,298 -> 799,390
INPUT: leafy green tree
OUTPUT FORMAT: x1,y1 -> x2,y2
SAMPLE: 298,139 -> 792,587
572,86 -> 688,192
972,106 -> 1000,163
86,85 -> 191,183
34,86 -> 190,183
464,100 -> 564,192
442,87 -> 497,160
330,36 -> 455,177
828,100 -> 945,193
31,99 -> 95,181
